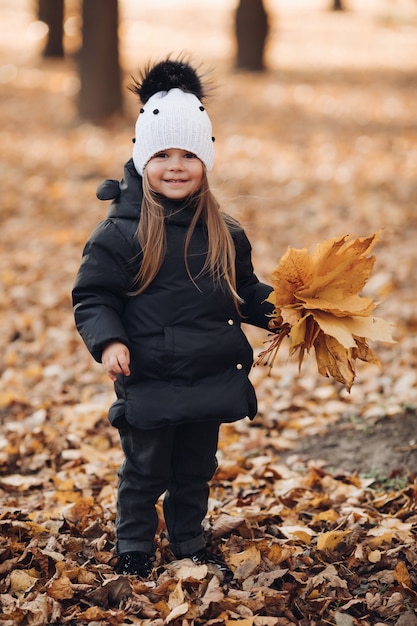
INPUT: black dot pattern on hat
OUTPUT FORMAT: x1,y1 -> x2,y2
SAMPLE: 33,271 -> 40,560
140,108 -> 145,113
153,109 -> 159,115
199,106 -> 205,111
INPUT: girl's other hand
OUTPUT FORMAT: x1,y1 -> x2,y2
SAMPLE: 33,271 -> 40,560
102,342 -> 131,381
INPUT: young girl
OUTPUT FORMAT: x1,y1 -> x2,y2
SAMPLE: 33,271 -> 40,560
72,58 -> 274,582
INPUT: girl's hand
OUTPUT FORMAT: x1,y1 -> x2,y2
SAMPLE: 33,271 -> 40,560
102,342 -> 131,381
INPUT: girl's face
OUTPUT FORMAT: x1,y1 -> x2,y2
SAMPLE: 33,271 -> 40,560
146,148 -> 204,200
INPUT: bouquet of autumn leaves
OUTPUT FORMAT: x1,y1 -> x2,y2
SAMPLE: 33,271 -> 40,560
256,231 -> 394,391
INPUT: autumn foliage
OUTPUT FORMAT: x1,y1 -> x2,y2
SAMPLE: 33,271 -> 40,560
257,231 -> 395,391
1,2 -> 417,626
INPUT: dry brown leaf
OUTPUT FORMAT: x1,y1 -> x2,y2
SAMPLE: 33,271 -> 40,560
10,570 -> 38,594
47,575 -> 74,600
210,513 -> 247,537
278,524 -> 316,543
228,545 -> 261,569
266,544 -> 295,565
368,549 -> 382,563
166,560 -> 208,581
393,561 -> 412,588
316,529 -> 350,552
367,518 -> 414,543
200,575 -> 224,614
307,564 -> 349,592
165,601 -> 189,623
334,612 -> 356,626
102,576 -> 132,604
76,606 -> 126,624
61,495 -> 99,523
76,606 -> 107,620
168,579 -> 186,609
313,509 -> 340,523
229,546 -> 261,581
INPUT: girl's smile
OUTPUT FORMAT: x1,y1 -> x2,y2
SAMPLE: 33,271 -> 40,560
146,148 -> 204,199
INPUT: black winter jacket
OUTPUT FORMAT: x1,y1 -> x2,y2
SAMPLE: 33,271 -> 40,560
72,159 -> 273,429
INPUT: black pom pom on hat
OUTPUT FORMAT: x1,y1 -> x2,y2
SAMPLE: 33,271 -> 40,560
130,58 -> 206,104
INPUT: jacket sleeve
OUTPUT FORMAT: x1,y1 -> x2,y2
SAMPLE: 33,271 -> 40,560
234,227 -> 274,330
72,220 -> 134,362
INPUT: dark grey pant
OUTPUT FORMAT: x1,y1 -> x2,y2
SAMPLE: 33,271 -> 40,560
116,420 -> 220,556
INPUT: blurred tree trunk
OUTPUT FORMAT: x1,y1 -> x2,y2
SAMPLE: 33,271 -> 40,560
78,0 -> 122,122
38,0 -> 64,57
331,0 -> 345,10
235,0 -> 269,71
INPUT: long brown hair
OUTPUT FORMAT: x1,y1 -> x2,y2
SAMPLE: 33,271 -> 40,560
131,170 -> 242,311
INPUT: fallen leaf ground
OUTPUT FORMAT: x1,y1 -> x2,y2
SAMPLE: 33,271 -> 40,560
1,1 -> 417,625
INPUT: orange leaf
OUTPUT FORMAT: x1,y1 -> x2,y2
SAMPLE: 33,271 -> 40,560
394,561 -> 412,588
47,575 -> 74,600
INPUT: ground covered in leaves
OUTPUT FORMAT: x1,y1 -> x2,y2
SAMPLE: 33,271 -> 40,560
1,1 -> 417,625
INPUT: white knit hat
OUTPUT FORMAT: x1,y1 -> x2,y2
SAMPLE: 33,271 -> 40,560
132,87 -> 214,176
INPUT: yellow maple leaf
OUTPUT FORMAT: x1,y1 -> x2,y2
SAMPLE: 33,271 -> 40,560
257,231 -> 395,391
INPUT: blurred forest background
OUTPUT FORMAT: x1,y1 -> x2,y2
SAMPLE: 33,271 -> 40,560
1,1 -> 417,624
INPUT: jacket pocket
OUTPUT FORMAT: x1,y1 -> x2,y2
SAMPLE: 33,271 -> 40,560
165,325 -> 252,385
129,334 -> 166,381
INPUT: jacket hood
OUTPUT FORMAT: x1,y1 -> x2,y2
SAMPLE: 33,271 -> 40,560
96,159 -> 143,221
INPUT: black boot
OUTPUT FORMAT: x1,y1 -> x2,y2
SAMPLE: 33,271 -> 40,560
116,551 -> 154,577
